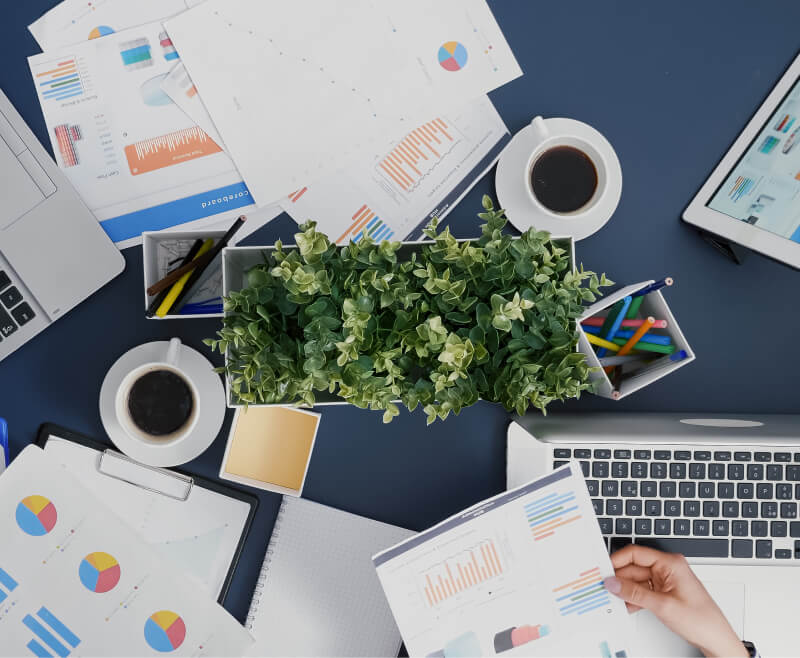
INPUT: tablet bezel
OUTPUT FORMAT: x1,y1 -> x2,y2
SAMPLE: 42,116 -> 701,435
683,52 -> 800,270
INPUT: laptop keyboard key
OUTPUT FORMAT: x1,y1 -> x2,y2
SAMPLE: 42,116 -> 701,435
654,519 -> 671,535
611,462 -> 628,478
795,540 -> 800,559
689,463 -> 706,479
693,520 -> 710,536
727,464 -> 744,480
787,466 -> 800,481
650,462 -> 667,479
742,502 -> 758,518
636,537 -> 728,557
777,484 -> 792,500
631,462 -> 648,478
0,308 -> 17,337
768,465 -> 783,481
659,482 -> 676,498
615,518 -> 632,535
755,540 -> 772,559
606,499 -> 623,515
781,502 -> 798,519
553,460 -> 569,469
775,452 -> 791,462
635,519 -> 652,535
732,520 -> 748,536
679,482 -> 696,498
712,520 -> 729,536
684,501 -> 701,517
574,449 -> 591,459
634,450 -> 651,459
670,463 -> 686,479
751,521 -> 768,537
747,464 -> 764,480
722,501 -> 739,518
754,452 -> 771,462
585,479 -> 599,496
737,483 -> 754,499
10,302 -> 34,326
621,481 -> 638,497
757,483 -> 773,499
674,450 -> 691,460
654,450 -> 671,460
592,499 -> 604,516
717,483 -> 734,499
776,549 -> 792,559
0,271 -> 9,291
791,521 -> 800,537
592,462 -> 609,478
734,452 -> 751,462
641,481 -> 657,497
714,451 -> 731,461
698,482 -> 715,498
732,539 -> 752,558
625,500 -> 642,516
703,501 -> 720,517
709,463 -> 725,479
610,537 -> 631,553
665,500 -> 680,516
674,519 -> 690,535
598,518 -> 612,534
594,449 -> 611,459
771,521 -> 787,537
0,286 -> 21,308
602,481 -> 618,497
614,449 -> 631,459
693,451 -> 711,461
553,448 -> 571,458
645,500 -> 661,516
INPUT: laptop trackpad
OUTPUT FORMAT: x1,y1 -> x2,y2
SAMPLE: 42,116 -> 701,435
629,581 -> 745,657
0,143 -> 43,229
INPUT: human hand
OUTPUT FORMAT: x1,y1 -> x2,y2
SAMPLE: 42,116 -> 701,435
603,545 -> 748,658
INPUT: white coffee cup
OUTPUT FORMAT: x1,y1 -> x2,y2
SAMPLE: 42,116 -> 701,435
114,338 -> 199,447
525,116 -> 610,218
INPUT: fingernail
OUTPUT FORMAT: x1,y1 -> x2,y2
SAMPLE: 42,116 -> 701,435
603,576 -> 621,594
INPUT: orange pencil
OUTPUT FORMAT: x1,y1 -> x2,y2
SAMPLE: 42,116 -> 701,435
604,316 -> 655,374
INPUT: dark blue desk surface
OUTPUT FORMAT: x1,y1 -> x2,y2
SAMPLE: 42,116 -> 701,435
2,0 -> 798,623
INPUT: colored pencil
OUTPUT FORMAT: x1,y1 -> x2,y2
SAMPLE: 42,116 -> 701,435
582,325 -> 672,345
145,239 -> 203,318
670,349 -> 688,362
597,296 -> 632,358
631,277 -> 673,298
625,295 -> 644,319
610,337 -> 675,354
598,354 -> 656,367
611,366 -> 623,400
605,316 -> 655,374
170,215 -> 246,312
585,333 -> 621,352
146,249 -> 216,296
582,317 -> 668,329
155,239 -> 214,317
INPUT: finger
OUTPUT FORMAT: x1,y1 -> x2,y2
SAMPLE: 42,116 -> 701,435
615,564 -> 652,583
603,576 -> 668,615
625,602 -> 643,614
610,543 -> 678,570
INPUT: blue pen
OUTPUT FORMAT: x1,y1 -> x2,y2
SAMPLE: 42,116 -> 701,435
597,295 -> 632,357
632,277 -> 673,298
582,325 -> 672,346
0,417 -> 8,468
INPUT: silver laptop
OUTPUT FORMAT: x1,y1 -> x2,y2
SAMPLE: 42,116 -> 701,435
0,89 -> 123,362
508,412 -> 800,657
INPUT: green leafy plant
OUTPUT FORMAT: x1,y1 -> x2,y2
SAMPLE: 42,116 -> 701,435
205,196 -> 612,423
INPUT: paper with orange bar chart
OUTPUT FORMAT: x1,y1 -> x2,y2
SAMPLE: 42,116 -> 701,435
27,20 -> 259,248
373,463 -> 633,657
282,96 -> 510,243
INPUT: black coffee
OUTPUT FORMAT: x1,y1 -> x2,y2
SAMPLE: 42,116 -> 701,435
128,370 -> 193,437
530,146 -> 598,213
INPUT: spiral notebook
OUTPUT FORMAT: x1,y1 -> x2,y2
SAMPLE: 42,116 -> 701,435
245,496 -> 414,657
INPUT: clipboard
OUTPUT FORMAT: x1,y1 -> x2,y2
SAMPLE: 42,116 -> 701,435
35,422 -> 258,606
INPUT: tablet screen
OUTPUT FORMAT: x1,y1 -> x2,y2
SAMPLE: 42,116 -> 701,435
707,77 -> 800,244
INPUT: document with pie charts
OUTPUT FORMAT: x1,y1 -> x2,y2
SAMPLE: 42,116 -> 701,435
0,446 -> 253,657
164,0 -> 523,205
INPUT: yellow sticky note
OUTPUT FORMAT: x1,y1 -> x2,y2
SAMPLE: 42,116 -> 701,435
222,407 -> 320,492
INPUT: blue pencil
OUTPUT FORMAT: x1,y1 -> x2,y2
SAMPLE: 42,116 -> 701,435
632,277 -> 673,298
582,325 -> 672,346
0,418 -> 8,468
669,349 -> 688,362
597,295 -> 632,357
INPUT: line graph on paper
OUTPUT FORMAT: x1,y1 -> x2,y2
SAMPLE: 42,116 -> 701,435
421,538 -> 504,608
374,117 -> 463,195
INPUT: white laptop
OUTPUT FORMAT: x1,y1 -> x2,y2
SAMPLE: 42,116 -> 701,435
508,412 -> 800,657
0,88 -> 123,362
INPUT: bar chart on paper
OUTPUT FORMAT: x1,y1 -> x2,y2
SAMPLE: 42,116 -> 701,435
525,488 -> 582,541
124,127 -> 222,175
552,567 -> 610,617
34,57 -> 84,103
421,538 -> 503,607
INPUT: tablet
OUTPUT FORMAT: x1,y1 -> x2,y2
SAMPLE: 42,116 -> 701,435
683,52 -> 800,269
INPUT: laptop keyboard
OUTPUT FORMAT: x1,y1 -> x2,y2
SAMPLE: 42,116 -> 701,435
0,269 -> 35,341
552,445 -> 800,561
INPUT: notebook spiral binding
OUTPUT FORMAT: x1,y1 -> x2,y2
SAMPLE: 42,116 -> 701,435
245,499 -> 286,630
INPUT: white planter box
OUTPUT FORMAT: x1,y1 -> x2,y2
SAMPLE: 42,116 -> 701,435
221,236 -> 575,407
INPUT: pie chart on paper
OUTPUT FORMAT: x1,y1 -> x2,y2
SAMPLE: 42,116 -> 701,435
79,552 -> 121,593
144,611 -> 186,652
16,495 -> 57,536
438,41 -> 468,71
89,25 -> 115,39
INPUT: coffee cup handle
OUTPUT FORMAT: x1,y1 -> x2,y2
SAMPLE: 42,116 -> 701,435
530,116 -> 548,142
165,338 -> 181,367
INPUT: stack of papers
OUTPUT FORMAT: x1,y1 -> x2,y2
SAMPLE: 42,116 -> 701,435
28,0 -> 523,246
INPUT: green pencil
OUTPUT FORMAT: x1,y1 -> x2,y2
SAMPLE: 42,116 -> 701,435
597,299 -> 626,340
610,337 -> 675,354
626,296 -> 644,319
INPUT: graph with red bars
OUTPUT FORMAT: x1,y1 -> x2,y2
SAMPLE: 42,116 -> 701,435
421,538 -> 503,607
336,203 -> 394,244
53,123 -> 83,167
375,117 -> 463,193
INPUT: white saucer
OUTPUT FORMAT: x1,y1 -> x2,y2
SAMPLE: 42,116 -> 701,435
99,341 -> 225,467
495,118 -> 622,240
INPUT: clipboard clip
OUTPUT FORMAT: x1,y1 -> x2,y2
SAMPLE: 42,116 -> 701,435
97,449 -> 194,502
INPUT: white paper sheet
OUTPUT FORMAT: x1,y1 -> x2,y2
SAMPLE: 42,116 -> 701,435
0,446 -> 253,656
161,62 -> 226,149
28,0 -> 193,51
27,21 -> 258,248
282,96 -> 510,242
373,463 -> 633,657
164,0 -> 523,206
43,438 -> 250,598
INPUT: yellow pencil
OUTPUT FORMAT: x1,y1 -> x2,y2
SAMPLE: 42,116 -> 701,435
155,238 -> 214,317
604,316 -> 655,373
585,333 -> 620,352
